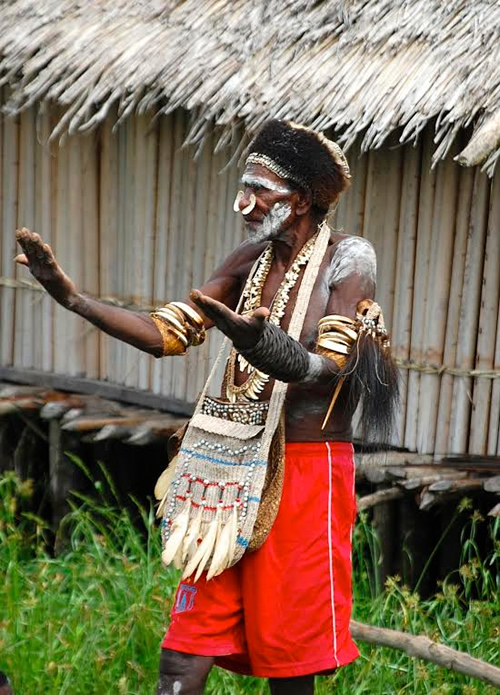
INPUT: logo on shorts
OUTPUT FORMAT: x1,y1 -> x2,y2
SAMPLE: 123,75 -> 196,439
174,584 -> 197,613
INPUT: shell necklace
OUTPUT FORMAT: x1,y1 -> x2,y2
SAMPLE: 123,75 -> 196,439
226,231 -> 319,402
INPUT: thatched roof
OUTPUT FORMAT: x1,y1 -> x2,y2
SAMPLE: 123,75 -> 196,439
1,0 -> 499,173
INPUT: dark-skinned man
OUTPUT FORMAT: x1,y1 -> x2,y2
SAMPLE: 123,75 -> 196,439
15,120 -> 398,695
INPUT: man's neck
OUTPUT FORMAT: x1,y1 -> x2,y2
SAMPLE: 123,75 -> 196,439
272,216 -> 323,268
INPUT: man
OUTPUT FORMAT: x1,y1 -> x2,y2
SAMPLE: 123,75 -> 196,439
15,120 -> 397,694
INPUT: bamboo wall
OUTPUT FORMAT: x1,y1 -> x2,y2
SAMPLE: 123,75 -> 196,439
0,103 -> 499,456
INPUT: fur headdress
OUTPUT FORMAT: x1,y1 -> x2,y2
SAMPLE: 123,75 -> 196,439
246,120 -> 351,211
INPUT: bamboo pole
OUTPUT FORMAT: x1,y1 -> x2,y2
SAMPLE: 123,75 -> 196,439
132,114 -> 158,391
350,620 -> 500,688
1,107 -> 19,367
164,111 -> 186,398
416,155 -> 458,453
434,165 -> 474,454
151,114 -> 173,396
390,141 -> 421,448
15,109 -> 36,371
122,115 -> 139,389
80,130 -> 100,380
335,138 -> 368,240
404,129 -> 436,452
36,109 -> 55,373
98,111 -> 120,384
448,170 -> 489,453
179,128 -> 198,402
486,175 -> 500,455
187,127 -> 212,403
469,174 -> 500,454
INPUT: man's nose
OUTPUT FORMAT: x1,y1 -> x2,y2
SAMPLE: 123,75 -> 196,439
233,188 -> 257,215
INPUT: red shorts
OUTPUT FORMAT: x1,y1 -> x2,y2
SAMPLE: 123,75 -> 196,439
162,441 -> 359,678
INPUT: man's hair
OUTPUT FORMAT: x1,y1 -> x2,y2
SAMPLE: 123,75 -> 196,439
246,120 -> 351,213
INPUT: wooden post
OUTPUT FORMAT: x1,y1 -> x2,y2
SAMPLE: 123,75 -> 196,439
48,419 -> 85,543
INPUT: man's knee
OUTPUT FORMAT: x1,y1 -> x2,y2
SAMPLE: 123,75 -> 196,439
157,648 -> 214,695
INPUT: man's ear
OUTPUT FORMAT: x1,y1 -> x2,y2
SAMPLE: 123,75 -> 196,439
294,189 -> 313,216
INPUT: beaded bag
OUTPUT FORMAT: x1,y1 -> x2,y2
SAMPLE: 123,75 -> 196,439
156,223 -> 331,581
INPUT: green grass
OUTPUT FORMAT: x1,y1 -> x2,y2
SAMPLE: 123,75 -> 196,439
0,471 -> 498,694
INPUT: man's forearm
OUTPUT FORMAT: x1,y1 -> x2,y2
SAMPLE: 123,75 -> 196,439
69,293 -> 164,357
236,321 -> 338,383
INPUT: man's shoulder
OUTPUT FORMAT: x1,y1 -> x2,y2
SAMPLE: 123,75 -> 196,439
326,231 -> 376,285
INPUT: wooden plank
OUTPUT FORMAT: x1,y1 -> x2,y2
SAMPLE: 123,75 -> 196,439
0,365 -> 194,415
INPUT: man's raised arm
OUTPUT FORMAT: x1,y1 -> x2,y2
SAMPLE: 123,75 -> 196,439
14,227 -> 241,358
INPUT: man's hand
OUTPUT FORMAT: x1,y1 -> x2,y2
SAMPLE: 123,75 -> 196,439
190,290 -> 269,349
15,228 -> 79,309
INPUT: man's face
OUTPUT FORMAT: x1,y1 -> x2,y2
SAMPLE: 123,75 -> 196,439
235,164 -> 295,243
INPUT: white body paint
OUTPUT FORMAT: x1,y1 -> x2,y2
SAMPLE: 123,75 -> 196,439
302,236 -> 376,382
303,353 -> 324,382
173,681 -> 182,694
329,237 -> 377,286
247,201 -> 292,244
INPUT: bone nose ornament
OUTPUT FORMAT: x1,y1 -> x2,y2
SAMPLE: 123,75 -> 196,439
242,194 -> 256,216
233,191 -> 244,212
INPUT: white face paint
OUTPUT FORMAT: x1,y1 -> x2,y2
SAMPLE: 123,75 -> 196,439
173,681 -> 182,695
247,201 -> 292,243
241,173 -> 293,195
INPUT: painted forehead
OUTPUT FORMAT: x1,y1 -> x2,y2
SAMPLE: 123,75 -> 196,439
241,164 -> 293,194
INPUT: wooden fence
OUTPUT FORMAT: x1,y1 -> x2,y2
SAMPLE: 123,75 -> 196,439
1,99 -> 499,456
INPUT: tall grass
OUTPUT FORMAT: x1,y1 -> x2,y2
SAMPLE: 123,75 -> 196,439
0,470 -> 498,694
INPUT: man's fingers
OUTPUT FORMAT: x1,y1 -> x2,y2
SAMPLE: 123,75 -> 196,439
15,228 -> 55,265
190,290 -> 229,320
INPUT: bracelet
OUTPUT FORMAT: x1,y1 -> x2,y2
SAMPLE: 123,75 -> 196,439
150,302 -> 206,356
316,314 -> 358,367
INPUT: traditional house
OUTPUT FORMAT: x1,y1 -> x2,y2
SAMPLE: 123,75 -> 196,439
0,0 -> 499,462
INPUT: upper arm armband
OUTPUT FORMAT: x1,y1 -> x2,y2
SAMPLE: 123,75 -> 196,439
316,299 -> 390,367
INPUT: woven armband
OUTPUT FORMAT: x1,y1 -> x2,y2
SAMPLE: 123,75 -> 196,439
150,302 -> 206,357
237,321 -> 310,383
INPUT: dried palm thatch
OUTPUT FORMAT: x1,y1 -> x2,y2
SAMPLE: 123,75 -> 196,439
1,0 -> 499,174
